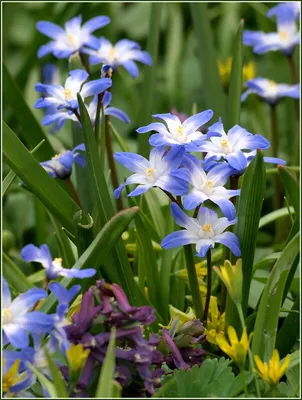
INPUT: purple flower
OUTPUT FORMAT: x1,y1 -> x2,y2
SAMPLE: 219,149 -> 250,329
83,38 -> 152,78
137,110 -> 214,151
2,278 -> 53,348
35,69 -> 112,113
114,146 -> 189,199
241,77 -> 300,105
161,203 -> 241,257
20,244 -> 96,280
40,144 -> 86,179
37,15 -> 110,59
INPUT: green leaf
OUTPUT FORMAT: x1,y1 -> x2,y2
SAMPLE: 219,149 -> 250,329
226,151 -> 266,328
278,166 -> 299,215
28,363 -> 58,398
259,207 -> 295,229
3,122 -> 80,234
285,350 -> 300,370
190,3 -> 225,120
77,94 -> 141,305
40,207 -> 140,315
3,64 -> 53,161
44,349 -> 68,398
49,214 -> 76,268
95,328 -> 119,398
226,19 -> 244,130
73,210 -> 94,256
252,233 -> 299,361
2,170 -> 16,197
276,295 -> 299,358
3,252 -> 34,292
137,3 -> 162,157
253,252 -> 281,273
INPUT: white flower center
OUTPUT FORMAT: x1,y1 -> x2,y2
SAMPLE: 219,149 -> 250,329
199,223 -> 214,239
67,32 -> 81,47
2,308 -> 12,325
106,46 -> 118,64
170,124 -> 188,144
63,88 -> 74,101
219,138 -> 232,154
145,167 -> 156,183
201,180 -> 214,195
52,257 -> 63,274
266,80 -> 278,97
279,30 -> 291,45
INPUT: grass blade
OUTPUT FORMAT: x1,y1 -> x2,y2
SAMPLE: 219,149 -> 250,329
3,252 -> 34,292
259,207 -> 295,229
276,295 -> 299,358
3,121 -> 79,234
45,349 -> 68,398
252,233 -> 299,361
190,3 -> 225,120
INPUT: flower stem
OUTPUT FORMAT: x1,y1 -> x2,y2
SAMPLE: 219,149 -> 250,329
287,54 -> 300,166
203,249 -> 212,322
270,104 -> 282,210
237,304 -> 261,398
162,189 -> 178,204
79,53 -> 91,75
94,94 -> 104,151
287,54 -> 298,84
66,177 -> 82,209
105,115 -> 123,211
184,244 -> 203,320
240,367 -> 249,398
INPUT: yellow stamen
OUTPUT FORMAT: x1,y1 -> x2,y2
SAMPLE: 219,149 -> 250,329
207,180 -> 213,188
2,308 -> 12,325
220,138 -> 229,147
177,125 -> 184,135
279,30 -> 288,40
268,80 -> 277,89
202,223 -> 212,232
145,168 -> 155,176
53,257 -> 63,266
63,88 -> 73,100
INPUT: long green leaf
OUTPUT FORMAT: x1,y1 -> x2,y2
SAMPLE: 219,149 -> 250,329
28,363 -> 58,398
137,3 -> 162,157
278,166 -> 299,215
3,121 -> 79,234
226,19 -> 244,130
77,94 -> 141,305
276,295 -> 300,358
45,349 -> 68,398
49,214 -> 76,268
95,329 -> 118,398
252,233 -> 299,361
40,207 -> 140,315
3,252 -> 34,292
226,151 -> 266,328
3,64 -> 53,161
259,207 -> 295,229
190,3 -> 225,120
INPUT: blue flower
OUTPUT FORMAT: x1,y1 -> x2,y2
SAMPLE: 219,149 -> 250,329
241,78 -> 300,105
267,2 -> 300,20
161,203 -> 241,257
2,278 -> 53,348
114,146 -> 189,199
20,244 -> 96,280
37,15 -> 110,59
40,144 -> 86,179
83,38 -> 152,78
48,282 -> 81,305
243,7 -> 299,56
35,69 -> 112,112
172,156 -> 240,220
42,91 -> 129,132
197,119 -> 271,171
137,111 -> 214,151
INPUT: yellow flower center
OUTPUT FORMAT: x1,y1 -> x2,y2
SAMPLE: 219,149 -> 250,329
279,30 -> 288,40
268,80 -> 277,89
2,308 -> 12,325
2,360 -> 22,394
202,223 -> 212,232
63,88 -> 73,101
67,33 -> 80,45
109,47 -> 117,59
177,125 -> 184,135
145,168 -> 155,177
53,257 -> 63,266
206,180 -> 213,188
220,139 -> 230,147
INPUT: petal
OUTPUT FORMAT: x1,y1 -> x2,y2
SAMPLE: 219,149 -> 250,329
183,189 -> 208,210
128,50 -> 152,66
155,175 -> 189,196
102,91 -> 112,108
105,107 -> 130,123
241,89 -> 255,102
128,184 -> 152,197
65,15 -> 82,31
149,133 -> 173,147
226,151 -> 248,172
114,152 -> 149,173
60,268 -> 96,279
207,163 -> 234,186
182,110 -> 213,134
212,216 -> 237,235
3,325 -> 29,348
36,21 -> 65,39
122,60 -> 139,78
16,312 -> 53,333
215,232 -> 241,256
152,113 -> 181,133
196,239 -> 215,257
228,325 -> 239,345
137,122 -> 169,136
82,16 -> 111,33
207,119 -> 226,137
161,145 -> 186,171
113,174 -> 149,199
170,202 -> 200,232
20,244 -> 53,270
2,277 -> 12,308
37,42 -> 57,58
161,230 -> 199,249
65,69 -> 89,92
81,77 -> 112,98
48,282 -> 81,304
264,156 -> 286,166
10,289 -> 48,316
197,207 -> 218,226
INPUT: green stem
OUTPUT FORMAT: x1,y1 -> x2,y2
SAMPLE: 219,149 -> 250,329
94,93 -> 103,151
271,384 -> 277,398
66,178 -> 82,209
105,115 -> 123,211
270,104 -> 282,210
240,367 -> 249,397
184,244 -> 203,320
79,53 -> 91,75
237,305 -> 261,398
203,250 -> 212,322
287,54 -> 300,166
287,54 -> 298,84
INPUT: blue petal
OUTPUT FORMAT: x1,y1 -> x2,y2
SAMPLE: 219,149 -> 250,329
2,277 -> 11,308
130,50 -> 152,66
182,109 -> 213,133
170,202 -> 200,231
215,231 -> 241,256
61,268 -> 96,279
21,244 -> 53,270
105,107 -> 130,123
114,152 -> 149,173
3,326 -> 29,348
183,190 -> 208,210
128,184 -> 152,197
102,91 -> 112,108
171,167 -> 192,183
122,60 -> 139,78
164,146 -> 186,170
81,78 -> 112,98
82,16 -> 111,33
65,15 -> 82,31
226,151 -> 248,172
136,122 -> 168,135
149,134 -> 171,147
161,230 -> 198,249
155,175 -> 189,196
196,240 -> 214,257
264,157 -> 286,166
37,42 -> 57,58
48,282 -> 81,304
36,21 -> 65,39
18,312 -> 54,334
210,197 -> 236,221
10,288 -> 48,314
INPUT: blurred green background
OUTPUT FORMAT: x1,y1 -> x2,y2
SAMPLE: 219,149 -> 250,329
2,2 -> 299,268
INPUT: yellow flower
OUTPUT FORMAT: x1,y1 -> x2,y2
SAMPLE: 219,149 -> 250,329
218,58 -> 256,88
2,359 -> 23,395
204,296 -> 225,345
254,349 -> 290,385
216,325 -> 252,368
213,259 -> 242,306
160,305 -> 196,332
243,61 -> 256,82
67,294 -> 82,320
175,263 -> 207,285
66,344 -> 90,382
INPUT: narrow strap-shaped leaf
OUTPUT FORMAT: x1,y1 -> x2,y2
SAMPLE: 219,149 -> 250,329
278,166 -> 299,215
73,210 -> 94,257
226,20 -> 244,130
28,363 -> 59,398
252,233 -> 299,361
226,151 -> 266,329
3,121 -> 79,234
3,252 -> 34,292
3,64 -> 54,161
190,3 -> 225,120
259,207 -> 295,229
44,349 -> 68,398
276,295 -> 299,359
137,3 -> 162,157
40,207 -> 140,315
77,94 -> 141,305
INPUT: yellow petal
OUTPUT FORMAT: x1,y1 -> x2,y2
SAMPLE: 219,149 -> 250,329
279,354 -> 290,377
216,334 -> 232,355
227,326 -> 239,345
